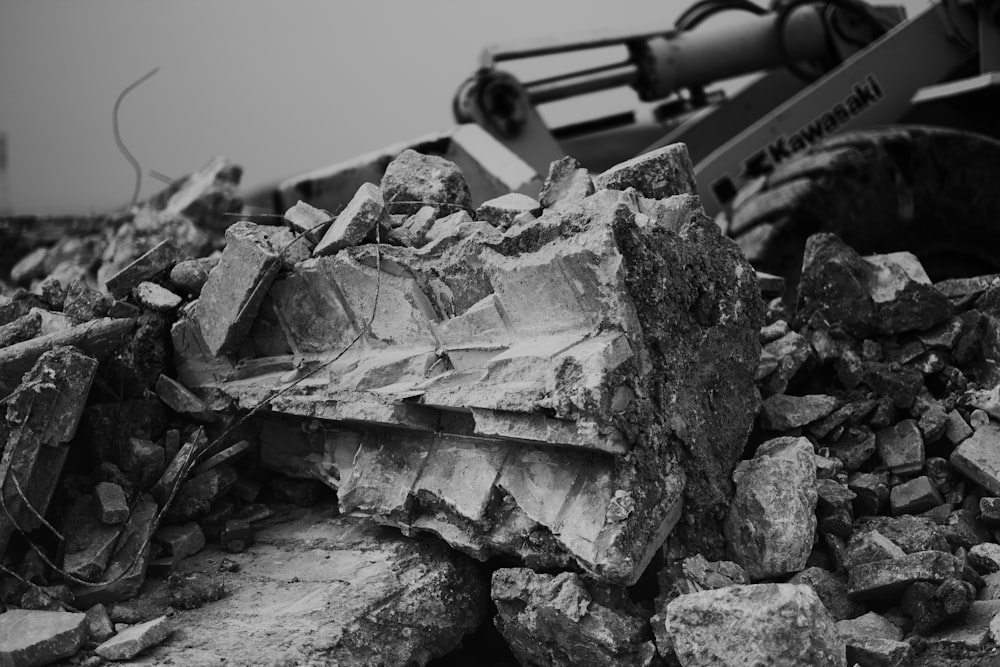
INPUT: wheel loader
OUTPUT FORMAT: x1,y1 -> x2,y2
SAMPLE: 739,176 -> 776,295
451,0 -> 1000,282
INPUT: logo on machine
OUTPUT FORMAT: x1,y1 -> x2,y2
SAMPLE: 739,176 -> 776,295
711,74 -> 885,207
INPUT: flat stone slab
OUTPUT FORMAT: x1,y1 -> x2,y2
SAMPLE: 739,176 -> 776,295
136,504 -> 487,667
95,615 -> 172,660
951,421 -> 1000,496
0,609 -> 86,667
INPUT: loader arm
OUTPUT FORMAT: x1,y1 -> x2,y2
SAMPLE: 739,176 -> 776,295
695,0 -> 984,219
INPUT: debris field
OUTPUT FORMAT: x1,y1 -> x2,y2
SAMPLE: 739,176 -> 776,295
2,126 -> 1000,666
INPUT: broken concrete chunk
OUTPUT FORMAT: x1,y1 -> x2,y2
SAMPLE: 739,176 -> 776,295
153,154 -> 243,230
85,604 -> 115,644
155,373 -> 215,423
950,421 -> 1000,496
314,183 -> 391,256
94,482 -> 129,524
0,609 -> 87,667
890,475 -> 943,515
1,346 -> 98,557
72,495 -> 158,607
183,179 -> 762,584
0,311 -> 41,348
169,256 -> 217,297
493,569 -> 659,667
154,522 -> 206,561
63,279 -> 111,322
193,221 -> 282,356
796,234 -> 953,337
284,199 -> 334,242
663,584 -> 846,667
105,239 -> 184,298
539,155 -> 595,210
63,494 -> 122,581
380,149 -> 472,217
725,436 -> 817,580
169,466 -> 238,520
595,142 -> 697,200
95,615 -> 172,661
969,542 -> 1000,574
474,193 -> 540,230
132,281 -> 182,312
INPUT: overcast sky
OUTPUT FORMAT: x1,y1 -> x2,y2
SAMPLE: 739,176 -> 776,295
1,0 -> 928,215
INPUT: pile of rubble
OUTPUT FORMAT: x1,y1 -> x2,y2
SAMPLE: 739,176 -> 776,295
3,121 -> 1000,666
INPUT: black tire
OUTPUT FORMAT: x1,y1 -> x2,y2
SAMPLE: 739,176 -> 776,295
729,126 -> 1000,284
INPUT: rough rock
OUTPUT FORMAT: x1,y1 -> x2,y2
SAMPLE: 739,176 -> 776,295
474,193 -> 541,230
284,199 -> 333,242
314,182 -> 391,256
845,530 -> 906,568
169,257 -> 217,296
658,554 -> 748,602
594,142 -> 697,200
836,612 -> 912,667
790,567 -> 866,621
951,420 -> 1000,495
132,281 -> 182,311
193,221 -> 282,356
901,576 -> 975,635
179,187 -> 763,583
760,393 -> 839,431
71,495 -> 158,606
95,615 -> 172,661
661,584 -> 846,667
848,550 -> 958,600
104,239 -> 184,298
85,603 -> 115,644
796,233 -> 952,337
875,419 -> 924,475
0,609 -> 87,667
154,522 -> 206,561
539,156 -> 595,210
380,149 -> 472,217
724,436 -> 817,580
168,466 -> 238,520
492,568 -> 658,667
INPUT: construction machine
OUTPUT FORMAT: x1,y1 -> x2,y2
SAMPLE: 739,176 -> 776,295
452,0 -> 1000,281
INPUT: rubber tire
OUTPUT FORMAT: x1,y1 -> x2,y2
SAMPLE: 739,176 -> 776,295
730,126 -> 1000,284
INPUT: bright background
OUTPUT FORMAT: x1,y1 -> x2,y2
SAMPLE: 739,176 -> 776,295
0,0 -> 929,215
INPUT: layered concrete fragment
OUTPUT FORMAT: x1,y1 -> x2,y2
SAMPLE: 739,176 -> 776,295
177,180 -> 762,583
1,347 -> 98,557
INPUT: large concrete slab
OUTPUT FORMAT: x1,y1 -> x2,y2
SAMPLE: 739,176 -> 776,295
134,504 -> 487,667
177,170 -> 762,584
